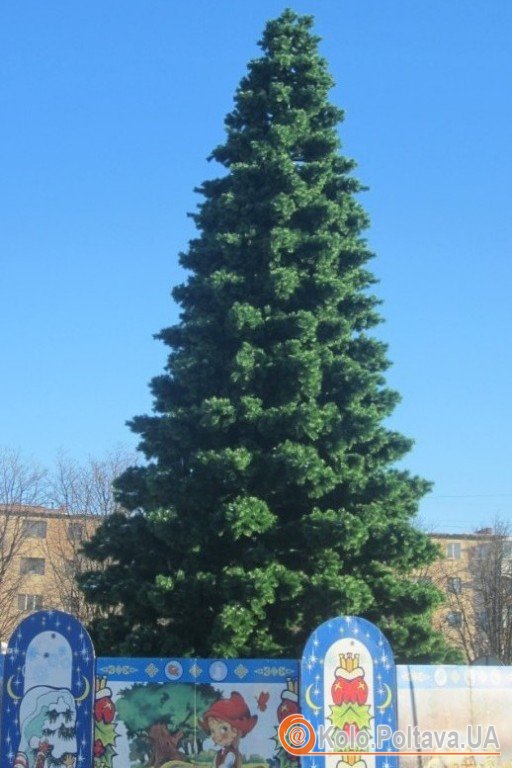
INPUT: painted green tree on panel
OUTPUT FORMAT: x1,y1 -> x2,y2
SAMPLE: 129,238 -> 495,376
116,683 -> 219,767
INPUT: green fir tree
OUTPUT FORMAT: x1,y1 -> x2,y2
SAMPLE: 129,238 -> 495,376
81,10 -> 458,663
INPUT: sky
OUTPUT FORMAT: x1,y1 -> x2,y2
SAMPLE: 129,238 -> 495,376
1,1 -> 511,533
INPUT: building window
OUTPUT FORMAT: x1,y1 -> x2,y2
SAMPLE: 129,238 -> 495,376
447,611 -> 462,627
68,522 -> 84,541
476,610 -> 489,630
22,520 -> 47,538
446,542 -> 461,559
18,594 -> 43,611
20,557 -> 45,576
448,576 -> 462,594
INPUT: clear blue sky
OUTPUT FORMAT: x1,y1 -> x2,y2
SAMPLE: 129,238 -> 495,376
2,1 -> 511,532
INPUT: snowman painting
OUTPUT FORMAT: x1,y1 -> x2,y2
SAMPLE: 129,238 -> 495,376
1,611 -> 95,768
15,686 -> 78,768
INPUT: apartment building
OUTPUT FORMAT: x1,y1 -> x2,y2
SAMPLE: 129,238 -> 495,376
1,505 -> 508,661
428,530 -> 512,662
0,504 -> 101,644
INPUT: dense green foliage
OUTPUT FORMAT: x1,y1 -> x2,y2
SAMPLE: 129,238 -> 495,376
81,10 -> 459,663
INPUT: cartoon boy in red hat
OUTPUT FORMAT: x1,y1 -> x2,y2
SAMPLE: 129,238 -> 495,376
201,692 -> 258,768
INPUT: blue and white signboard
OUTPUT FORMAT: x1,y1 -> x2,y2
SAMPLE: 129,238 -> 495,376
300,616 -> 398,768
1,610 -> 95,768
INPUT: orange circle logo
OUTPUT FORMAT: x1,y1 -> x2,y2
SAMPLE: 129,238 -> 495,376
278,714 -> 316,755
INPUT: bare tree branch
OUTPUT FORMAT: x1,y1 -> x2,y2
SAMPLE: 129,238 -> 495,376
428,519 -> 512,663
46,445 -> 134,516
0,447 -> 47,641
43,446 -> 135,623
0,445 -> 136,639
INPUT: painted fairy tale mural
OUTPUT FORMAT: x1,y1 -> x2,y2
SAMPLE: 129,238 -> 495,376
397,665 -> 512,768
200,690 -> 257,768
0,611 -> 95,768
92,657 -> 299,768
87,659 -> 512,768
2,612 -> 512,768
300,617 -> 398,768
274,679 -> 300,768
93,676 -> 118,768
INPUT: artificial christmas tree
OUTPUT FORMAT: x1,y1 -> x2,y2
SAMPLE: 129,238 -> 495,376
81,10 -> 458,663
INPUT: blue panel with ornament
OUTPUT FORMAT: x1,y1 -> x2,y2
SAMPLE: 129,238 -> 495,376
95,657 -> 299,683
1,610 -> 95,768
300,616 -> 398,768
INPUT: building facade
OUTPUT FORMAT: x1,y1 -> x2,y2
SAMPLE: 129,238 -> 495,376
1,506 -> 508,661
428,530 -> 512,662
0,504 -> 101,644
